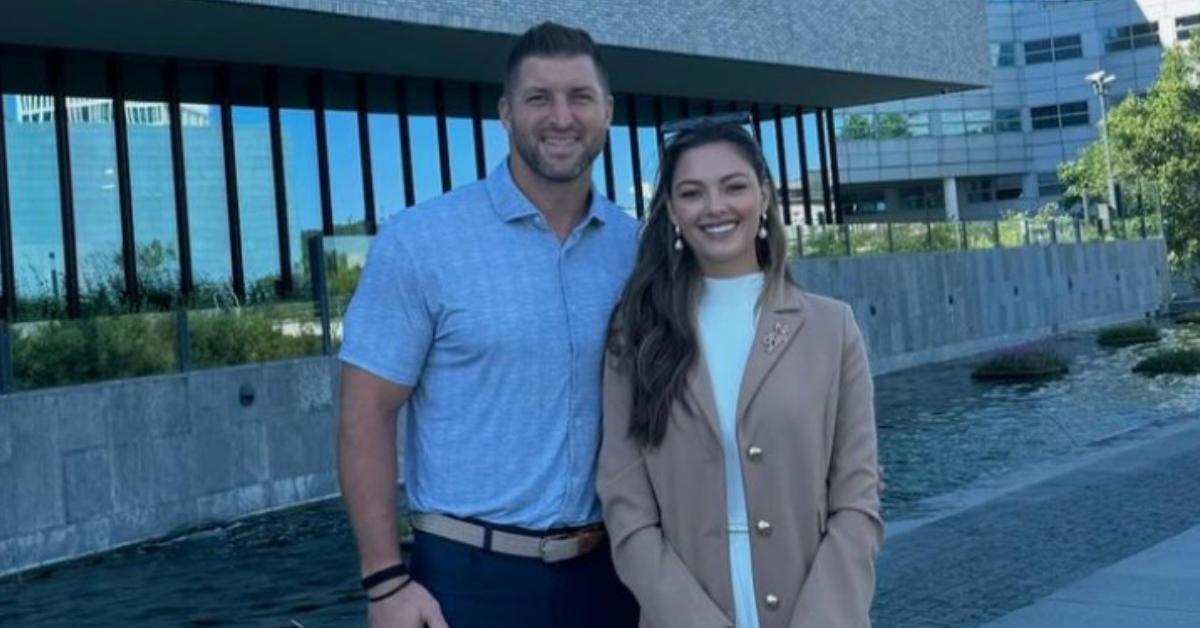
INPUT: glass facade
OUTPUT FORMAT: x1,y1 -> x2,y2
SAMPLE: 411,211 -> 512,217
0,46 -> 840,322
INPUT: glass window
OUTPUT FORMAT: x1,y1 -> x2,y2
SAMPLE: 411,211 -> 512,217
899,185 -> 942,211
758,107 -> 781,187
608,95 -> 636,216
990,42 -> 1016,67
1030,104 -> 1061,130
1131,22 -> 1160,48
1059,101 -> 1089,127
123,59 -> 179,310
3,52 -> 67,319
443,81 -> 477,189
178,64 -> 232,300
840,113 -> 876,140
1178,15 -> 1200,40
322,73 -> 366,234
780,111 -> 804,224
1107,22 -> 1160,52
996,176 -> 1024,200
940,110 -> 966,135
965,109 -> 992,134
966,178 -> 995,204
276,69 -> 322,295
65,54 -> 125,315
802,111 -> 827,221
1038,171 -> 1065,196
362,76 -> 407,226
635,96 -> 659,207
877,112 -> 910,139
1024,38 -> 1054,64
479,84 -> 507,173
995,109 -> 1022,133
229,69 -> 280,300
906,112 -> 931,137
844,189 -> 886,214
1052,35 -> 1083,60
407,78 -> 444,205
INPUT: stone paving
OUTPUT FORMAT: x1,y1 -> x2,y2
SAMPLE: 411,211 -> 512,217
871,416 -> 1200,628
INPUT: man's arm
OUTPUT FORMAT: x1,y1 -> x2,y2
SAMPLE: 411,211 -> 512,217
338,363 -> 412,576
338,364 -> 446,628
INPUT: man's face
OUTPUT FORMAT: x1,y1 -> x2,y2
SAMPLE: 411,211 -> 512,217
500,55 -> 613,184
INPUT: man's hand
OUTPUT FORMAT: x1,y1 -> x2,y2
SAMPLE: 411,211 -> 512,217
367,579 -> 449,628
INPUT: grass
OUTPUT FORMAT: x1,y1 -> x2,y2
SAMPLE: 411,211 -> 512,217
1096,323 -> 1162,347
1133,349 -> 1200,376
972,348 -> 1069,381
1175,311 -> 1200,326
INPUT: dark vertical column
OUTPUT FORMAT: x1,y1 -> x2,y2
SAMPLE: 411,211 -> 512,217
356,75 -> 377,234
433,79 -> 451,193
815,109 -> 834,226
794,108 -> 814,226
652,96 -> 664,153
0,65 -> 15,321
395,77 -> 415,207
217,65 -> 245,302
109,56 -> 138,309
750,102 -> 762,143
627,96 -> 644,219
825,109 -> 844,225
311,72 -> 334,234
166,62 -> 194,300
266,68 -> 293,296
772,105 -> 792,226
49,51 -> 80,318
602,140 -> 615,202
469,82 -> 487,179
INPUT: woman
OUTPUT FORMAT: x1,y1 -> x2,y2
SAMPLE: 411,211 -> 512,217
599,115 -> 883,628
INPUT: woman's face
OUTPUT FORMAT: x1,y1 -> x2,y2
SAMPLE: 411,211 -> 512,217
667,140 -> 769,278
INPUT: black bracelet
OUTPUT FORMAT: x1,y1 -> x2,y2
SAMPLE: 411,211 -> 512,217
361,563 -> 409,591
367,576 -> 413,603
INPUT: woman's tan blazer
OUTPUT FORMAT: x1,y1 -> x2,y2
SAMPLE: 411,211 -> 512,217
599,285 -> 883,628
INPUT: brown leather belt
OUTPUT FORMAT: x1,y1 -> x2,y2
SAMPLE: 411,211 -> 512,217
411,513 -> 607,563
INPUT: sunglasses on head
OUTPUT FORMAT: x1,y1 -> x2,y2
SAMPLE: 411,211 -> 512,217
660,111 -> 754,146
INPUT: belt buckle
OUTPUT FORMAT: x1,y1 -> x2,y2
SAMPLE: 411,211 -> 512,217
538,528 -> 604,563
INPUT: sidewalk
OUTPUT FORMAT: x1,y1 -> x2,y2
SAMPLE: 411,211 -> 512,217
981,524 -> 1200,627
871,416 -> 1200,627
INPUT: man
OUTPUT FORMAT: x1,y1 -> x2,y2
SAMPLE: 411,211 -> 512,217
337,21 -> 641,628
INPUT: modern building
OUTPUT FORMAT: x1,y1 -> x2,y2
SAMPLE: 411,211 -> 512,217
833,0 -> 1198,223
0,0 -> 988,321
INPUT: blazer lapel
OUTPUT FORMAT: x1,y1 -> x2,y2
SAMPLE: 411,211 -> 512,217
685,354 -> 724,451
735,287 -> 807,424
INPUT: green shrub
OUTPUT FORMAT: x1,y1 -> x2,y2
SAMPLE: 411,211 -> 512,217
1175,311 -> 1200,325
1096,323 -> 1162,347
972,348 -> 1069,381
12,307 -> 323,390
1133,349 -> 1200,376
188,309 -> 322,369
13,315 -> 176,390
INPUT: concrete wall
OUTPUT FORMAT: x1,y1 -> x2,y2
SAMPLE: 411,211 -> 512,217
0,239 -> 1169,576
795,238 -> 1171,374
0,358 -> 342,577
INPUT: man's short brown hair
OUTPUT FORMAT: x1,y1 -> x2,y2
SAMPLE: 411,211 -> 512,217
503,21 -> 610,95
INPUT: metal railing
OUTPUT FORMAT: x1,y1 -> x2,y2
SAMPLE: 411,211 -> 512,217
791,213 -> 1163,259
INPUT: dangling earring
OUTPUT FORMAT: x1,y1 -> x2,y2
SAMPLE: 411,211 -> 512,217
758,211 -> 768,239
673,224 -> 684,251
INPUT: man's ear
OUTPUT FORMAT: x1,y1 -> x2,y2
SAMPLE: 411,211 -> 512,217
498,95 -> 512,134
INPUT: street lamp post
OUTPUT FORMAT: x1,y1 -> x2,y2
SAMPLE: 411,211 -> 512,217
1086,70 -> 1118,231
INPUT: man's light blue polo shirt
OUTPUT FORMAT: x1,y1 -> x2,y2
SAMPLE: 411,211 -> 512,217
339,162 -> 639,530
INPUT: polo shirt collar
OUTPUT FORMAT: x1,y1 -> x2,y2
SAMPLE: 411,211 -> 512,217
485,159 -> 610,227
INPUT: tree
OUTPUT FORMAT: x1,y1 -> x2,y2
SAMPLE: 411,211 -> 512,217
1060,37 -> 1200,275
